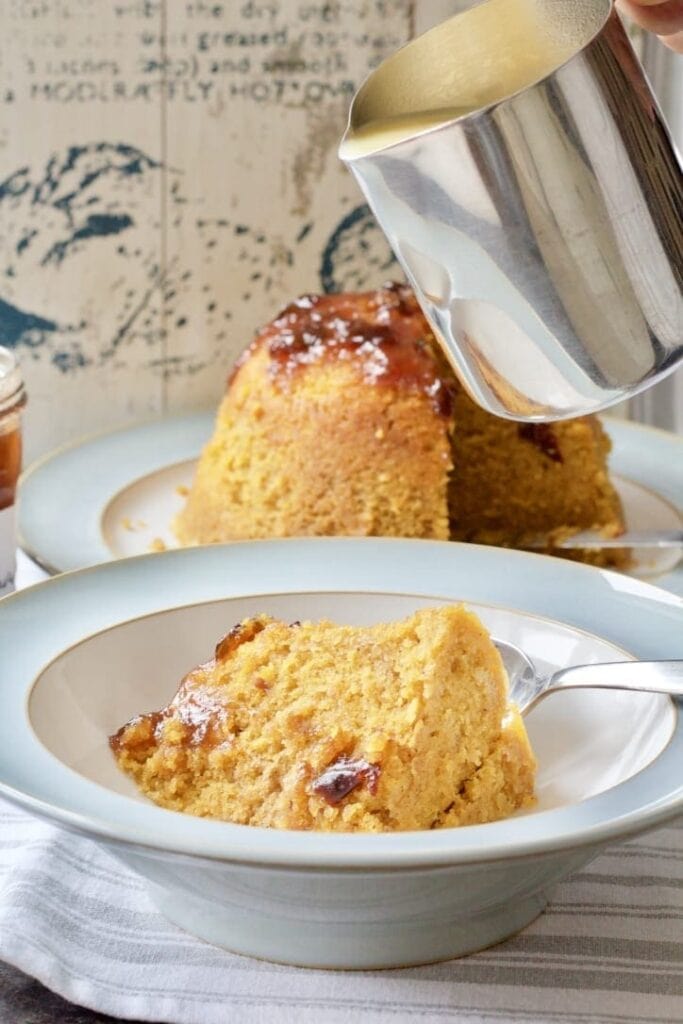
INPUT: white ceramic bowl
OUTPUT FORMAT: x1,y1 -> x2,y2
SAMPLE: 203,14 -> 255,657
1,539 -> 682,968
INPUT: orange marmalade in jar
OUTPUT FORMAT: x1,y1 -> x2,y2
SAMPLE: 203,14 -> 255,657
0,347 -> 26,596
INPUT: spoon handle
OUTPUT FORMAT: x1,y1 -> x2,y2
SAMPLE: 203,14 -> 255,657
545,661 -> 683,704
542,529 -> 683,549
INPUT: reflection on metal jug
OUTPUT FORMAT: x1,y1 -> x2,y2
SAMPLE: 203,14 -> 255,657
340,0 -> 682,421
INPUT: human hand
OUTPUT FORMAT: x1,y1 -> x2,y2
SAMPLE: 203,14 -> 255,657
617,0 -> 683,52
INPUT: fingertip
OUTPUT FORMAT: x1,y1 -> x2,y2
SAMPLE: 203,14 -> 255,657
617,0 -> 683,36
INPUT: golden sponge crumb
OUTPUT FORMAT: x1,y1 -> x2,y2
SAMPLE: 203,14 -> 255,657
175,340 -> 451,544
174,285 -> 629,570
111,606 -> 536,832
448,395 -> 630,569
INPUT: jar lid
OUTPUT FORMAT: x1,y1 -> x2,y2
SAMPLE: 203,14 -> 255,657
0,346 -> 26,415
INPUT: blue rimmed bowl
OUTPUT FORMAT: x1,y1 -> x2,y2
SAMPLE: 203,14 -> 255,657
0,539 -> 681,967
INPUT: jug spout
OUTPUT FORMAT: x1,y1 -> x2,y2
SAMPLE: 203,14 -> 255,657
340,0 -> 683,421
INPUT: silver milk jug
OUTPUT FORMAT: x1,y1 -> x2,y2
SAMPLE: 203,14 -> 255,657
340,0 -> 682,421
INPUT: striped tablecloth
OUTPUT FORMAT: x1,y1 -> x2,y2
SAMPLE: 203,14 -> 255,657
0,796 -> 681,1024
1,554 -> 682,1024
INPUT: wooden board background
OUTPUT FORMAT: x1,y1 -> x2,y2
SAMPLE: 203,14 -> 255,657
3,3 -> 678,460
0,0 -> 462,460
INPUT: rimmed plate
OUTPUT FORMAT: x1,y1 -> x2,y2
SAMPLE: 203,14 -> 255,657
1,538 -> 682,967
0,539 -> 682,866
18,413 -> 683,588
26,592 -> 674,819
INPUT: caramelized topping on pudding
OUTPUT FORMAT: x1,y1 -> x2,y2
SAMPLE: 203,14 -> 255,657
233,283 -> 455,418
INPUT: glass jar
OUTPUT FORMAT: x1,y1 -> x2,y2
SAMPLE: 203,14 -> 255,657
0,347 -> 26,596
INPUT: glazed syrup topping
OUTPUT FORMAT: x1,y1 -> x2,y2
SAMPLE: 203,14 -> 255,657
109,677 -> 232,753
250,283 -> 455,418
517,423 -> 563,463
311,756 -> 381,805
215,618 -> 267,661
109,711 -> 162,755
110,619 -> 270,755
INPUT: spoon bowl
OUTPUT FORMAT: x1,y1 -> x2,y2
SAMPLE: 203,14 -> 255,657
496,639 -> 683,715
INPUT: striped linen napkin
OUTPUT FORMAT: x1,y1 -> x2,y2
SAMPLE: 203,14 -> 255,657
0,794 -> 681,1024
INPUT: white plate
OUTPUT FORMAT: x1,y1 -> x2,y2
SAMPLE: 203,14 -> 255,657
19,413 -> 683,587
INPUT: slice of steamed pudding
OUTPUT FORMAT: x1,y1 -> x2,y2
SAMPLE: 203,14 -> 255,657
110,606 -> 536,832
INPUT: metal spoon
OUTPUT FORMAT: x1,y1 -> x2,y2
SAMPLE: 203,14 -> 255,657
494,639 -> 683,716
525,529 -> 683,550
